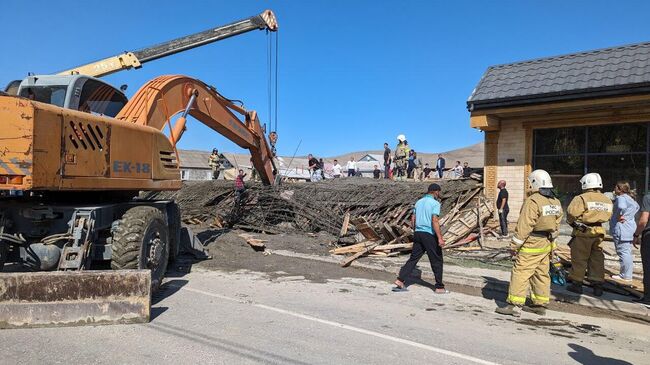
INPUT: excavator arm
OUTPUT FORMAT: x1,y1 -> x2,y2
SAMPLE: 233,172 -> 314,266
57,10 -> 278,78
115,75 -> 276,185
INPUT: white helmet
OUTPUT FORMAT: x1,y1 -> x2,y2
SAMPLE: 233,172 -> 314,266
580,173 -> 603,190
528,169 -> 553,192
397,134 -> 406,142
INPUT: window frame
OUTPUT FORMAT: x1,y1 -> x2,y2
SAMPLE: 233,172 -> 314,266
532,122 -> 650,196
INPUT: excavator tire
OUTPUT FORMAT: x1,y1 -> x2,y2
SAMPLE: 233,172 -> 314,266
167,202 -> 181,262
0,244 -> 6,272
111,206 -> 169,292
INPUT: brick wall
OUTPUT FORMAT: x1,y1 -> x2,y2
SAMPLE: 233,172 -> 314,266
494,121 -> 527,222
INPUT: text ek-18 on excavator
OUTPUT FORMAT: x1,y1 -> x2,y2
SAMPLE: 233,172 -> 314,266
0,10 -> 278,328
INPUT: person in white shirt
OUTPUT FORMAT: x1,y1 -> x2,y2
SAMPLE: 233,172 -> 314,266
452,161 -> 463,179
332,159 -> 342,178
346,157 -> 357,177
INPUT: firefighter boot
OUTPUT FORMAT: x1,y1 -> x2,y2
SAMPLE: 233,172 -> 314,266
522,305 -> 547,316
567,282 -> 583,295
495,304 -> 521,317
592,284 -> 604,297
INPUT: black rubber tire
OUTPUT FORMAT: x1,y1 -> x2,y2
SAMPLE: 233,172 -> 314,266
111,206 -> 169,291
167,202 -> 181,263
0,243 -> 6,272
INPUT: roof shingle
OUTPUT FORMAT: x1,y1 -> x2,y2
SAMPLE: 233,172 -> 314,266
468,41 -> 650,110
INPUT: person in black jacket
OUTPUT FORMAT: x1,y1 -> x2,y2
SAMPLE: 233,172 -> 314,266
497,180 -> 509,237
436,154 -> 445,178
462,162 -> 472,178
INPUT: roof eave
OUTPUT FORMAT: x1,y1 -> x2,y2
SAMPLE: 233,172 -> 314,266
467,83 -> 650,112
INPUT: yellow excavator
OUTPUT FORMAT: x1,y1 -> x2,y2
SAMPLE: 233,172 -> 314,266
0,10 -> 278,328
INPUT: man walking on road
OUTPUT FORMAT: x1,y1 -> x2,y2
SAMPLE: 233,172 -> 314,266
566,173 -> 613,296
393,183 -> 447,294
496,170 -> 562,317
436,154 -> 445,178
383,143 -> 392,179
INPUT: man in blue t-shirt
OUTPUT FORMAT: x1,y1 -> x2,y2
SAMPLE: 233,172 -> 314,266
393,183 -> 447,293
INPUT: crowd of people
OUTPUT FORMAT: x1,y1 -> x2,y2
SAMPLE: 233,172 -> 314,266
392,170 -> 650,317
305,134 -> 473,182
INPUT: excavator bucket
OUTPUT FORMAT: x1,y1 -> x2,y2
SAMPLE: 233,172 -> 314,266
0,270 -> 150,329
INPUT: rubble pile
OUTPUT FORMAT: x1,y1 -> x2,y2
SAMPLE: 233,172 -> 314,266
142,178 -> 486,236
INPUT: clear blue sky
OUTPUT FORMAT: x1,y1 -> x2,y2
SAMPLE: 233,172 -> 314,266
3,1 -> 650,157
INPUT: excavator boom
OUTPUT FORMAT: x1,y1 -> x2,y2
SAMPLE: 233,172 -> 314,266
116,75 -> 277,185
57,10 -> 278,78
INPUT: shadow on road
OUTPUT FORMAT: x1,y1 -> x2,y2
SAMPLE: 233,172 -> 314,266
567,343 -> 632,365
196,228 -> 231,244
481,276 -> 509,307
153,279 -> 189,305
150,306 -> 169,321
403,268 -> 437,292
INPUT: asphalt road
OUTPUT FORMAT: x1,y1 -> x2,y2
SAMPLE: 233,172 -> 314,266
1,266 -> 648,365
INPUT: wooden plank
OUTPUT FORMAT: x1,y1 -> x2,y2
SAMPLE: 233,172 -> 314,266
443,233 -> 479,249
452,246 -> 482,251
341,243 -> 380,267
350,217 -> 383,241
476,197 -> 485,249
371,242 -> 413,251
339,213 -> 350,237
330,241 -> 375,255
341,233 -> 410,267
380,223 -> 398,242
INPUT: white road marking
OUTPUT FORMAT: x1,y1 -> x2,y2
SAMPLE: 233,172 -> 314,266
179,286 -> 500,365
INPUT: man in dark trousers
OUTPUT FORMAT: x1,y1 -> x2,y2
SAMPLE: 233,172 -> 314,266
383,143 -> 391,179
436,154 -> 445,178
392,183 -> 448,293
497,180 -> 509,237
633,193 -> 650,305
234,169 -> 247,202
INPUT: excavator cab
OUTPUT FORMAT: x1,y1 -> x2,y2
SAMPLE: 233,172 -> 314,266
16,75 -> 127,116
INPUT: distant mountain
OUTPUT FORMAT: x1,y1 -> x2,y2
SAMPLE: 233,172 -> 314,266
180,142 -> 485,170
326,142 -> 485,168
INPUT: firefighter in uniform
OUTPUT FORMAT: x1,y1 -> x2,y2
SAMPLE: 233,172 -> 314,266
394,134 -> 410,181
208,148 -> 221,180
496,170 -> 563,317
566,173 -> 613,296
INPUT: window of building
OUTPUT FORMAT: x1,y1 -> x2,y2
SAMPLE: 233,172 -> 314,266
180,170 -> 188,180
533,123 -> 649,207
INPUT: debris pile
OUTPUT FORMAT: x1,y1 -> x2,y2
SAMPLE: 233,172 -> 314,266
330,186 -> 495,266
554,245 -> 645,298
143,178 -> 487,235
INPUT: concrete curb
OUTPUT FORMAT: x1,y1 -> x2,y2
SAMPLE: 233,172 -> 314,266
269,249 -> 650,320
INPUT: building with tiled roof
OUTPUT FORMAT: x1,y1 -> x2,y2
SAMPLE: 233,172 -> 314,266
469,41 -> 650,221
